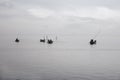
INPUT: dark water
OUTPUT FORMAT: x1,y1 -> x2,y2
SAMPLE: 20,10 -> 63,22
0,35 -> 120,80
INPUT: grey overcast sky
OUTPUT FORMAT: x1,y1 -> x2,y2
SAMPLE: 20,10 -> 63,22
0,0 -> 120,35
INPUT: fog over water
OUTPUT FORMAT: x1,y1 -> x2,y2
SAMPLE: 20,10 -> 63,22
1,0 -> 120,80
1,34 -> 120,80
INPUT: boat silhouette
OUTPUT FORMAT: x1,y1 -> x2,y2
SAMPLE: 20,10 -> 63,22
89,39 -> 96,45
15,38 -> 20,43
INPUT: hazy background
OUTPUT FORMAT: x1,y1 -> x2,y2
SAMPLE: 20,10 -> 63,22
0,0 -> 120,36
1,0 -> 120,80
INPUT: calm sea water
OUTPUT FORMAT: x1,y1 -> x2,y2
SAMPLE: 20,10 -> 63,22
0,34 -> 120,80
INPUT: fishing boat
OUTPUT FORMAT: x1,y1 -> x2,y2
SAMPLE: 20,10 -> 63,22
15,38 -> 20,43
47,39 -> 53,44
90,39 -> 96,45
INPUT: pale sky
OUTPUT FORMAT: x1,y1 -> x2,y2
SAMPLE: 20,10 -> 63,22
0,0 -> 120,35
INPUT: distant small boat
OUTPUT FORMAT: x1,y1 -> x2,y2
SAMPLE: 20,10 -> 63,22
47,39 -> 53,44
40,39 -> 45,43
15,38 -> 20,43
89,39 -> 96,45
